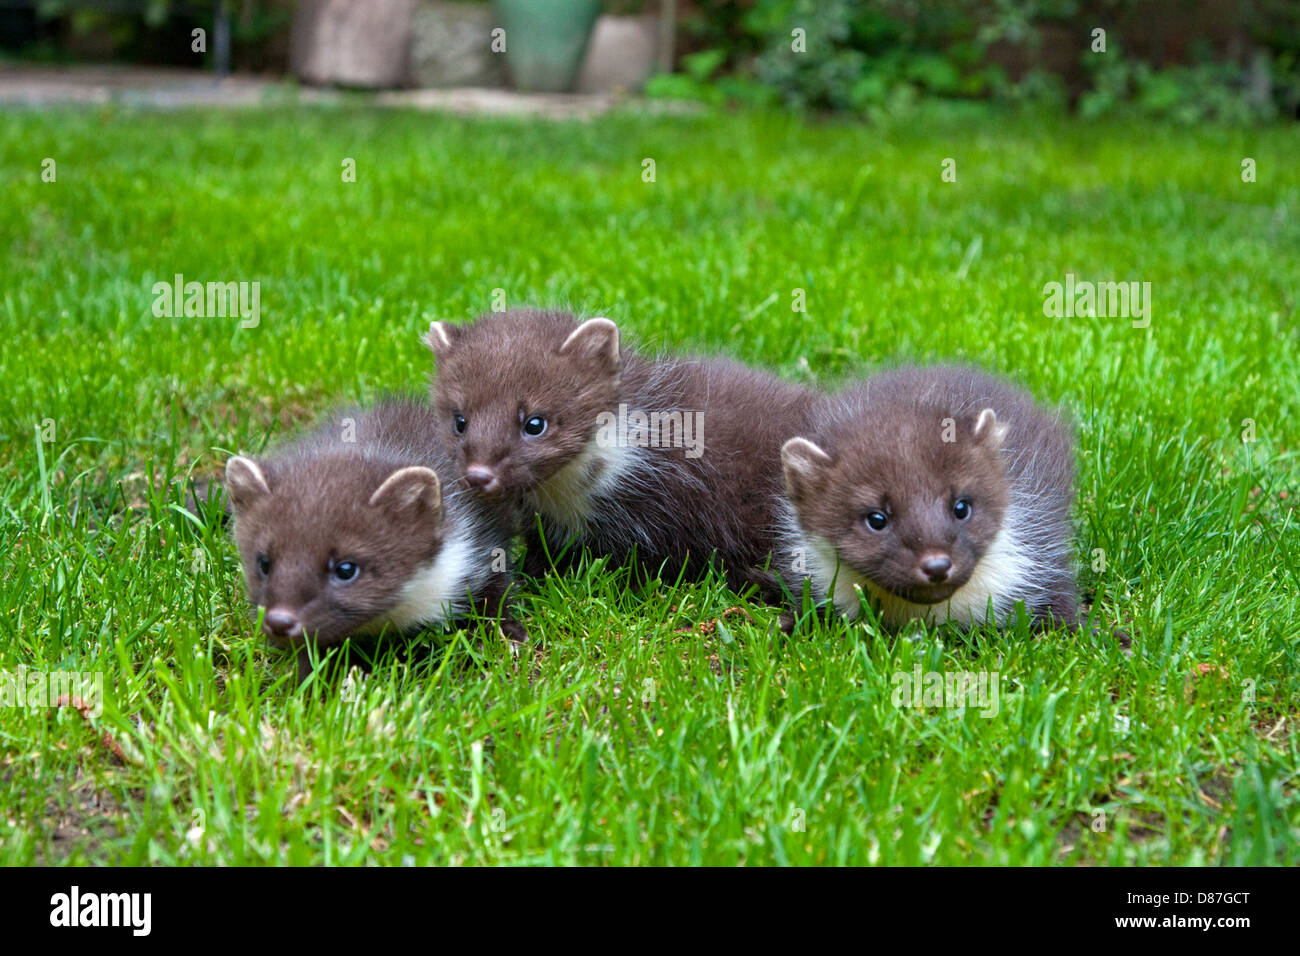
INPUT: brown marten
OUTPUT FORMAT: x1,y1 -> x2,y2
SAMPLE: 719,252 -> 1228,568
776,366 -> 1079,630
424,309 -> 816,595
225,397 -> 523,680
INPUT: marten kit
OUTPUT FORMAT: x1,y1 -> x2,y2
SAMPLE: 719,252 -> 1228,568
223,309 -> 1083,677
225,398 -> 522,679
775,366 -> 1078,631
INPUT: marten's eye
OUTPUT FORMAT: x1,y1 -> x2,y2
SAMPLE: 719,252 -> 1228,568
331,560 -> 359,582
523,415 -> 547,437
864,511 -> 889,532
257,554 -> 271,575
953,498 -> 973,521
452,413 -> 467,435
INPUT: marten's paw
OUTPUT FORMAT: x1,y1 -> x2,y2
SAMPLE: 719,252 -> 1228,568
499,616 -> 529,645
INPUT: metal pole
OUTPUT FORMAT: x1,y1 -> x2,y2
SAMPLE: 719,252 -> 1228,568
657,0 -> 676,74
214,0 -> 231,77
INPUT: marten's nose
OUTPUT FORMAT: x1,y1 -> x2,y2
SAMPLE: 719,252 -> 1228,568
918,554 -> 953,583
465,464 -> 502,495
263,608 -> 302,639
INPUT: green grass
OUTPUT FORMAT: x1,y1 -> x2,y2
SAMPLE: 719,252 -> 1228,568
1,102 -> 1297,865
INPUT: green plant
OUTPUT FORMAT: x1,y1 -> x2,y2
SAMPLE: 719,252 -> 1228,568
1081,47 -> 1279,124
30,0 -> 294,70
653,0 -> 1300,122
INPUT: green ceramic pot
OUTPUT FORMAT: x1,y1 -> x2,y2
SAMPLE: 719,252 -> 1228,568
492,0 -> 602,93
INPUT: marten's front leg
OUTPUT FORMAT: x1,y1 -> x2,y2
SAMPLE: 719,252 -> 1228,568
477,571 -> 528,644
521,522 -> 580,580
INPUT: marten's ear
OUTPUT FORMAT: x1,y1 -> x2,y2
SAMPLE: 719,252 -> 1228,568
225,456 -> 271,512
559,317 -> 620,374
423,320 -> 458,358
369,466 -> 442,518
781,437 -> 833,504
973,408 -> 1008,449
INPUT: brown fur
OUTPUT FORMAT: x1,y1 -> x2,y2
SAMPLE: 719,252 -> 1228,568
427,311 -> 622,494
427,309 -> 816,593
778,366 -> 1078,627
226,397 -> 522,678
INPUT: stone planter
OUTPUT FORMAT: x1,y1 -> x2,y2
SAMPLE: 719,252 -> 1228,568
290,0 -> 416,89
409,1 -> 506,88
492,0 -> 601,93
577,13 -> 660,94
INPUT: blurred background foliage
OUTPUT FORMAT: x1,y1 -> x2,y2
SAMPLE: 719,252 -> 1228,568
2,0 -> 1297,122
658,0 -> 1300,122
4,1 -> 294,71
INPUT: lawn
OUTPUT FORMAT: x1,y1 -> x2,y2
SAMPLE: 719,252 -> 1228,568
1,102 -> 1297,865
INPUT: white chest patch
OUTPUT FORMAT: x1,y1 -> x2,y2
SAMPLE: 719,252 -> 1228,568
365,527 -> 476,633
801,527 -> 1034,629
530,436 -> 637,538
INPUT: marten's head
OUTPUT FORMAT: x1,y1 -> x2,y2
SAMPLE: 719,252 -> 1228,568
225,452 -> 446,648
782,403 -> 1010,605
426,310 -> 621,497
